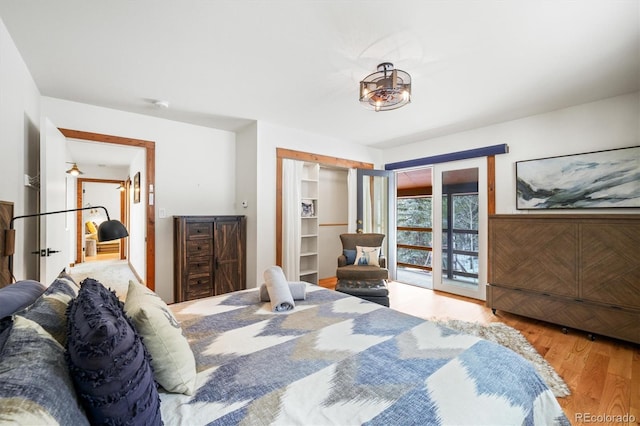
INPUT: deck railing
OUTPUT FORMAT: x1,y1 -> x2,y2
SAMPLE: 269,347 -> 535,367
397,226 -> 433,272
397,226 -> 479,281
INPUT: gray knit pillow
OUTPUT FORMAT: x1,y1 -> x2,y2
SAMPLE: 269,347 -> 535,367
0,316 -> 89,425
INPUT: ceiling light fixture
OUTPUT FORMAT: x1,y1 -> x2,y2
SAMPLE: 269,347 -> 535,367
359,62 -> 411,112
65,163 -> 84,176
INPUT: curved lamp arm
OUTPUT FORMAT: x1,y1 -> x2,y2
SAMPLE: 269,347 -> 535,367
9,205 -> 128,241
4,205 -> 128,281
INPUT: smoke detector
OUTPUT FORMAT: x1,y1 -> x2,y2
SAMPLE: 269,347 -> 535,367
152,100 -> 170,109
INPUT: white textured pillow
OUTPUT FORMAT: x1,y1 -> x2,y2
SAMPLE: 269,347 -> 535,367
354,246 -> 381,267
124,280 -> 196,395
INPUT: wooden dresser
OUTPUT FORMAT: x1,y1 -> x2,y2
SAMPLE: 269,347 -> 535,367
487,214 -> 640,344
173,215 -> 246,303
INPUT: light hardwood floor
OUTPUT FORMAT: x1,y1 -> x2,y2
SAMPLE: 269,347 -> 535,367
321,279 -> 640,426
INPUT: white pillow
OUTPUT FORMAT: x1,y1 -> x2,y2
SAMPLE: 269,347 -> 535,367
124,280 -> 197,395
354,246 -> 381,267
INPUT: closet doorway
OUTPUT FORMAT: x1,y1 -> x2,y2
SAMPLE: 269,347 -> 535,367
276,148 -> 374,284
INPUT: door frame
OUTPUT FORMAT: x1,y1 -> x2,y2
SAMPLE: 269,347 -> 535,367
59,129 -> 157,290
275,148 -> 373,267
356,168 -> 397,279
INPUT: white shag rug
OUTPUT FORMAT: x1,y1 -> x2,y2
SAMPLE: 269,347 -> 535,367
68,259 -> 135,300
433,319 -> 571,397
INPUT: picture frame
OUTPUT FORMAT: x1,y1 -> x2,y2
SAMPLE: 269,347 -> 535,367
301,199 -> 315,217
516,146 -> 640,209
133,172 -> 141,204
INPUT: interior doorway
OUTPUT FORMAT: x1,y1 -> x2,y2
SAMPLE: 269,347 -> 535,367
275,148 -> 374,277
60,129 -> 157,291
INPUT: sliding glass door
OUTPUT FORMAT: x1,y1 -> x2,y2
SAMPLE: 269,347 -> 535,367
432,158 -> 487,300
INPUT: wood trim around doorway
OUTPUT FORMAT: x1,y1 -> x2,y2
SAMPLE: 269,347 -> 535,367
59,128 -> 156,290
275,148 -> 374,267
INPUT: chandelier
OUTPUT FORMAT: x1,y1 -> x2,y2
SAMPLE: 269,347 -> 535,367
359,62 -> 411,111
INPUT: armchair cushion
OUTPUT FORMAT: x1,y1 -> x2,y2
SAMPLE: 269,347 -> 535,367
336,265 -> 388,281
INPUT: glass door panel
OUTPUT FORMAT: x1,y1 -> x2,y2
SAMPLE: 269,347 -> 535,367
433,158 -> 487,300
356,169 -> 396,279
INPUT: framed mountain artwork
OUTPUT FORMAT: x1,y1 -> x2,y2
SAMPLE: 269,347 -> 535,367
516,146 -> 640,209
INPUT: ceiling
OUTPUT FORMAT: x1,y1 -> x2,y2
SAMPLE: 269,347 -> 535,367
1,1 -> 638,159
397,168 -> 432,191
66,138 -> 144,169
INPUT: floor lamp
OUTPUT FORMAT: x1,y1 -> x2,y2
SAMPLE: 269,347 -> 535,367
3,206 -> 128,282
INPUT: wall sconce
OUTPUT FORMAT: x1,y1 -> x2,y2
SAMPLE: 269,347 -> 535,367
65,163 -> 84,176
3,206 -> 128,281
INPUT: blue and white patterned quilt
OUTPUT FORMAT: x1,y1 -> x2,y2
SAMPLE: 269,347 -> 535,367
161,285 -> 569,425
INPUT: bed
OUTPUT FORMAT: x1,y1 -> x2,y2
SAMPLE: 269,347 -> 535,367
163,286 -> 569,425
0,273 -> 570,425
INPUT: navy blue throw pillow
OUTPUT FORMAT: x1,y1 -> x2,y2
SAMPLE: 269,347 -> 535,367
343,249 -> 357,265
66,279 -> 162,425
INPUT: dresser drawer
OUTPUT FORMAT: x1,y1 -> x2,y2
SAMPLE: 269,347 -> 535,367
186,222 -> 212,239
187,257 -> 211,275
186,240 -> 212,255
186,274 -> 213,298
488,285 -> 640,344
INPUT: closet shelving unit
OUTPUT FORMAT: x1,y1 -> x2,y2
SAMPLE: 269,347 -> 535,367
300,162 -> 319,284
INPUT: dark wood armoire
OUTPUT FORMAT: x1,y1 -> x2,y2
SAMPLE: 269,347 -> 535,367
173,215 -> 246,303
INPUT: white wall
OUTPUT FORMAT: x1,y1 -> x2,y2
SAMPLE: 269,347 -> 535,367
128,149 -> 146,282
383,92 -> 640,215
40,97 -> 237,302
0,17 -> 41,281
83,181 -> 122,227
235,123 -> 258,289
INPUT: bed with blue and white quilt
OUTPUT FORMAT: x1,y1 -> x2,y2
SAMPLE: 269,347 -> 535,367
161,285 -> 569,425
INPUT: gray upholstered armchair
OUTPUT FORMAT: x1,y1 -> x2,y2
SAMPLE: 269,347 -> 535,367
336,233 -> 389,281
